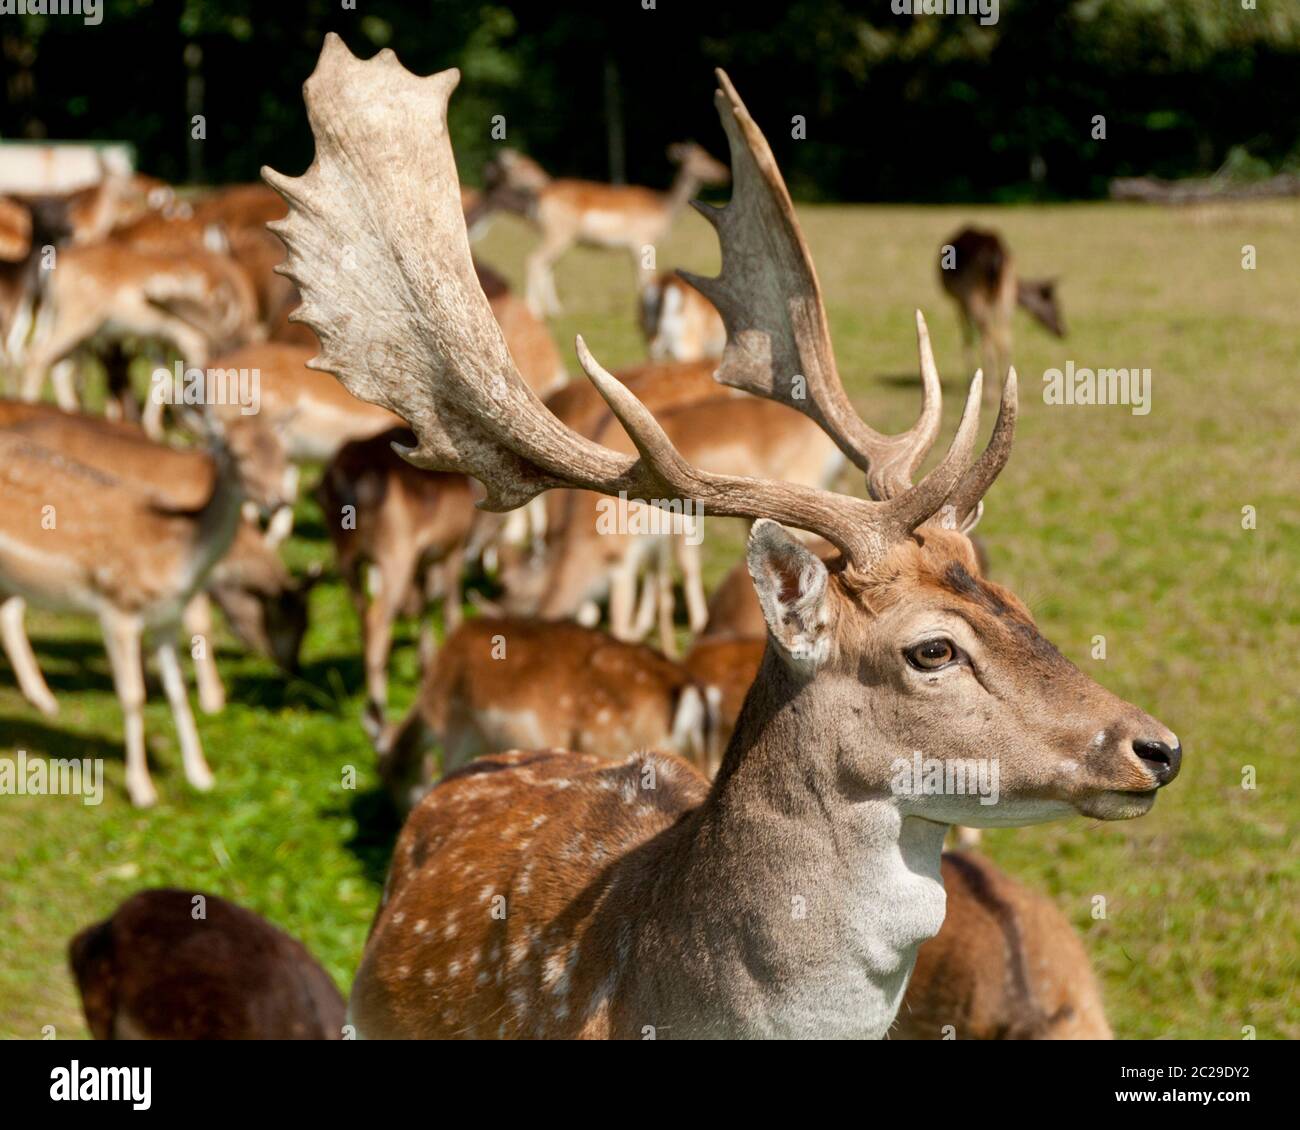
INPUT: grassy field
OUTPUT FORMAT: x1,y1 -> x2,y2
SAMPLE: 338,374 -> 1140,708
1,200 -> 1297,1040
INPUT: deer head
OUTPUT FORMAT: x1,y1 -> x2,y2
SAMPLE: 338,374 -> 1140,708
666,140 -> 731,187
1017,277 -> 1066,337
264,38 -> 1178,838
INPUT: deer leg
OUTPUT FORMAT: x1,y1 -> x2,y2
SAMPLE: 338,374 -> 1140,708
674,536 -> 708,635
19,311 -> 95,402
264,503 -> 295,550
155,638 -> 214,792
183,593 -> 226,714
439,554 -> 463,636
51,357 -> 82,411
630,564 -> 658,641
607,553 -> 638,641
525,231 -> 570,317
0,596 -> 59,716
100,609 -> 154,808
655,547 -> 678,659
362,548 -> 418,715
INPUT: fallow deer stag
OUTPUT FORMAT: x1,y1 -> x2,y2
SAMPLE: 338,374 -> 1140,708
939,226 -> 1064,382
267,39 -> 1180,1039
368,616 -> 709,816
488,141 -> 730,316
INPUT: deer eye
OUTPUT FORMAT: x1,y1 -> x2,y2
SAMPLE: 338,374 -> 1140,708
906,638 -> 957,671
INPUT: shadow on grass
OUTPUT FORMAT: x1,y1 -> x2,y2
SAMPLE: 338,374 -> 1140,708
873,371 -> 972,392
11,638 -> 115,697
221,654 -> 367,714
0,715 -> 122,762
336,786 -> 402,888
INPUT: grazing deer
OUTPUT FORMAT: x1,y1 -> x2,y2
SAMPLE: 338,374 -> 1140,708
0,415 -> 260,805
369,616 -> 709,816
19,240 -> 261,407
938,226 -> 1064,381
891,851 -> 1111,1039
267,40 -> 1180,1039
316,427 -> 478,715
638,271 -> 726,362
69,889 -> 345,1040
487,142 -> 730,315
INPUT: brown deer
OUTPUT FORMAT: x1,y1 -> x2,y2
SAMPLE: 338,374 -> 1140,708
0,400 -> 301,715
891,851 -> 1112,1039
0,422 -> 252,806
638,270 -> 726,362
19,239 -> 261,408
368,616 -> 709,816
487,142 -> 730,315
267,40 -> 1180,1038
69,889 -> 345,1040
938,226 -> 1064,381
316,427 -> 478,715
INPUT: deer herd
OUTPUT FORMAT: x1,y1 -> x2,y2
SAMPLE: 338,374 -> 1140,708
2,35 -> 1177,1041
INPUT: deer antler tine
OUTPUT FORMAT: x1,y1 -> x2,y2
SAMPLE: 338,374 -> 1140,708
912,308 -> 943,456
885,369 -> 984,536
944,365 -> 1019,531
573,335 -> 695,486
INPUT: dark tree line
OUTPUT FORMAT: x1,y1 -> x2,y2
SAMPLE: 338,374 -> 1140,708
2,0 -> 1297,201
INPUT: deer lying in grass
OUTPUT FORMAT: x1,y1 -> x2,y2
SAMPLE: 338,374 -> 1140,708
69,888 -> 345,1040
316,427 -> 478,715
267,40 -> 1180,1038
487,142 -> 730,316
939,226 -> 1064,381
0,400 -> 300,714
368,616 -> 709,816
891,851 -> 1111,1039
638,270 -> 726,362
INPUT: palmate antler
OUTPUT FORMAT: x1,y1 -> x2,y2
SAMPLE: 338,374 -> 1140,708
264,36 -> 1013,563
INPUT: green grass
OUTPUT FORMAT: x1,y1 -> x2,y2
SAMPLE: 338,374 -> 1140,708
2,201 -> 1298,1039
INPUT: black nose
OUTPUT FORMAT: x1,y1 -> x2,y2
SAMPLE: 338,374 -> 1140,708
1133,738 -> 1181,786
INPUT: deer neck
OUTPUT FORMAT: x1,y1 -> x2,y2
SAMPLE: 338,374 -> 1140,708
662,167 -> 701,220
180,445 -> 244,597
618,645 -> 949,1039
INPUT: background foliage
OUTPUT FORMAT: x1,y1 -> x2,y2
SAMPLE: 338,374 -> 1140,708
3,0 -> 1299,200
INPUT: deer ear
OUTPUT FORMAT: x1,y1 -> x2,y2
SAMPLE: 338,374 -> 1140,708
747,519 -> 832,674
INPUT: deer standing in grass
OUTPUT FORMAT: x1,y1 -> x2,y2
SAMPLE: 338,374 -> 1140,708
267,39 -> 1180,1039
0,420 -> 253,806
938,226 -> 1064,382
0,401 -> 299,718
489,143 -> 730,316
316,427 -> 478,716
